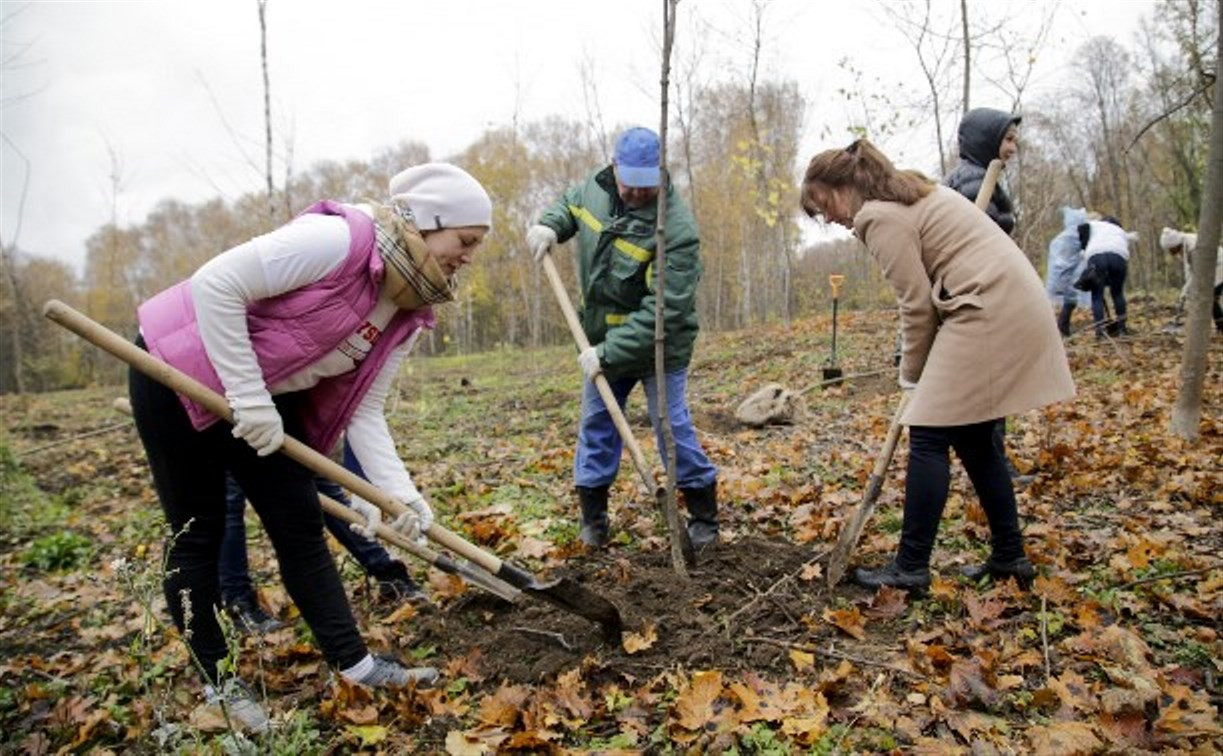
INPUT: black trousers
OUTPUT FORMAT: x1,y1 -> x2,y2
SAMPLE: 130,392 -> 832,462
1088,252 -> 1128,334
128,343 -> 366,683
896,419 -> 1025,570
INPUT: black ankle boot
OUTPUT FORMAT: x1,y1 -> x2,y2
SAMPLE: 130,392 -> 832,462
852,560 -> 931,592
576,486 -> 610,548
960,555 -> 1036,589
681,481 -> 719,549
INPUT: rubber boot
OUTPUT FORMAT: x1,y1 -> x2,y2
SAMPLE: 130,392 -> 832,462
682,482 -> 719,549
1057,303 -> 1074,337
576,486 -> 610,548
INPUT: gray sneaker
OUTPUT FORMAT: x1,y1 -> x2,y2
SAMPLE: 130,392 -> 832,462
356,655 -> 439,689
196,679 -> 269,734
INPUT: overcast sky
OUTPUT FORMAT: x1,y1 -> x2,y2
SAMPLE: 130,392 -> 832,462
2,0 -> 1156,274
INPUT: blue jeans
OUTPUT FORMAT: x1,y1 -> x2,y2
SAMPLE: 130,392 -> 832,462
218,446 -> 394,605
574,369 -> 717,489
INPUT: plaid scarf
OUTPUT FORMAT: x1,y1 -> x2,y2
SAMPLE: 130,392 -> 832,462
373,202 -> 456,310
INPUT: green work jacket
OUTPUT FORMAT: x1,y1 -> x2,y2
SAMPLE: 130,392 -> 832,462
538,166 -> 702,380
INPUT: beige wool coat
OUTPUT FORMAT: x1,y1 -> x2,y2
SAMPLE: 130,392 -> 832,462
855,186 -> 1075,427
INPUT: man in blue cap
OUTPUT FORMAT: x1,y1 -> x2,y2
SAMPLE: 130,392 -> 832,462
526,126 -> 719,550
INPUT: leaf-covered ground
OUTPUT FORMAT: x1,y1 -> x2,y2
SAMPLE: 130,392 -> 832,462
1,300 -> 1220,753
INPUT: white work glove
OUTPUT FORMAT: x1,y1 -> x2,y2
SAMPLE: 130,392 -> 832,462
898,375 -> 918,391
389,493 -> 434,544
348,496 -> 382,540
231,402 -> 285,456
578,346 -> 602,380
527,225 -> 557,262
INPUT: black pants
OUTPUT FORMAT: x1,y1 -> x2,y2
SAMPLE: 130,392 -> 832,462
128,343 -> 366,683
1215,283 -> 1223,333
1087,253 -> 1128,335
896,419 -> 1025,571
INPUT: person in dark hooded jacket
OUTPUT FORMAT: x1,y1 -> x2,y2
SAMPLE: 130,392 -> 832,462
943,108 -> 1021,235
943,107 -> 1028,484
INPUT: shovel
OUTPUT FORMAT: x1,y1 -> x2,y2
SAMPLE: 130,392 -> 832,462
44,300 -> 623,641
539,253 -> 695,567
109,396 -> 520,603
825,159 -> 1006,588
315,494 -> 521,603
822,274 -> 846,385
825,392 -> 910,587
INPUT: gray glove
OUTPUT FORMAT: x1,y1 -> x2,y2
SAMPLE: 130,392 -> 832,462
527,225 -> 557,262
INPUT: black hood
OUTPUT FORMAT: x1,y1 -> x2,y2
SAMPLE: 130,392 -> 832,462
957,108 -> 1021,167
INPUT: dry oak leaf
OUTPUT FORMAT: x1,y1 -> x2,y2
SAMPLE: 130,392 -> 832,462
553,667 -> 595,721
476,683 -> 530,728
673,670 -> 725,732
1026,721 -> 1103,755
622,622 -> 658,655
822,606 -> 867,640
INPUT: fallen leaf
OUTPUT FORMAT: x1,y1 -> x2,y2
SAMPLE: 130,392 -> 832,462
346,724 -> 388,747
673,670 -> 724,731
822,606 -> 867,640
477,683 -> 529,727
864,585 -> 907,619
622,623 -> 658,655
1027,721 -> 1102,755
789,648 -> 815,672
340,704 -> 379,726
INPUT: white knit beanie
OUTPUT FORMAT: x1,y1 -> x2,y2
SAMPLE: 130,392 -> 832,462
388,163 -> 493,231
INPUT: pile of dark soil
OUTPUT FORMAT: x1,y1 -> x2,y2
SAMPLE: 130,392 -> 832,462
411,538 -> 855,684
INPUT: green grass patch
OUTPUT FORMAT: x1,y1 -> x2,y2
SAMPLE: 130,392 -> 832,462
22,529 -> 93,572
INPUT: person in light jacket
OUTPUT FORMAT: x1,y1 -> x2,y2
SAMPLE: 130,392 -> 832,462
129,163 -> 491,732
1078,215 -> 1136,337
800,139 -> 1075,592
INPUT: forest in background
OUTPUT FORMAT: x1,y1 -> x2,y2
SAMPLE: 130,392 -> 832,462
0,0 -> 1217,392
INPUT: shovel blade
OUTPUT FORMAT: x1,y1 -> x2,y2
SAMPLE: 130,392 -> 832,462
493,560 -> 623,642
523,576 -> 624,644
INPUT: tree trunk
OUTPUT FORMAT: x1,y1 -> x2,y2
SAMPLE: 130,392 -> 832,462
1170,0 -> 1223,440
960,0 -> 970,113
257,0 -> 275,223
656,0 -> 688,577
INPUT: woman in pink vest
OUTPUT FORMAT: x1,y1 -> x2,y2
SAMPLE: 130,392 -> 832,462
128,163 -> 491,732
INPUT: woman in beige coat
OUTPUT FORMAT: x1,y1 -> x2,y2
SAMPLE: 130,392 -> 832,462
801,139 -> 1075,591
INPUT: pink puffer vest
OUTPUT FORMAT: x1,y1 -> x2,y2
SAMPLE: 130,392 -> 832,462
137,200 -> 435,453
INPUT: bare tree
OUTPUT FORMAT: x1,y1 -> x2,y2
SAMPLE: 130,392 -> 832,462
1171,0 -> 1222,440
961,0 -> 971,112
880,0 -> 960,174
655,0 -> 689,577
257,0 -> 275,222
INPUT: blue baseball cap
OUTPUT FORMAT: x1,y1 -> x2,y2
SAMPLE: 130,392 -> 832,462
614,127 -> 660,188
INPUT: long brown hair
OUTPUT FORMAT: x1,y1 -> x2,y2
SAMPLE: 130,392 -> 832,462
800,139 -> 934,217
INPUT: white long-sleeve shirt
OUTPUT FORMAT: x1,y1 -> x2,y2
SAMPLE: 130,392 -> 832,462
190,204 -> 423,503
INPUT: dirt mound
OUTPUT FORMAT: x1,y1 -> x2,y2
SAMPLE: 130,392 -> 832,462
412,538 -> 839,684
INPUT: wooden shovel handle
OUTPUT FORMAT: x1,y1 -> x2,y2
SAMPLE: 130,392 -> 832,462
825,392 -> 911,587
540,254 -> 657,492
977,159 -> 1004,211
42,299 -> 508,578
